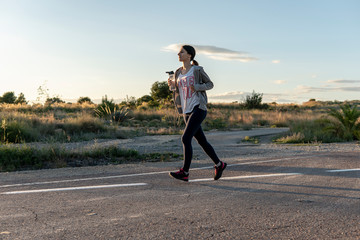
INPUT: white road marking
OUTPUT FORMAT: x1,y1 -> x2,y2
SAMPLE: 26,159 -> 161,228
326,168 -> 360,173
0,171 -> 169,188
1,183 -> 148,195
189,173 -> 302,183
0,156 -> 308,188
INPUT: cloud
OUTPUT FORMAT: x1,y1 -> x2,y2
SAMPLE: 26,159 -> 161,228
208,91 -> 248,101
272,60 -> 280,64
296,85 -> 360,93
162,44 -> 257,62
208,91 -> 293,103
327,79 -> 360,84
274,80 -> 286,85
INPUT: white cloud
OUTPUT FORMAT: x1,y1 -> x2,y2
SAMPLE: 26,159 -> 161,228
208,91 -> 294,103
162,44 -> 257,62
208,91 -> 248,101
272,60 -> 280,64
327,79 -> 360,84
296,85 -> 360,93
274,80 -> 286,85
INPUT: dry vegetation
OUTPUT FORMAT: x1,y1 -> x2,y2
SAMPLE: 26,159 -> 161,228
1,100 -> 359,171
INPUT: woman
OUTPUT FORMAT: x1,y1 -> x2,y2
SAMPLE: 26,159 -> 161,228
168,45 -> 227,182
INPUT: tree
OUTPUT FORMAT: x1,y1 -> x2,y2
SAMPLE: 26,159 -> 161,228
150,81 -> 172,103
77,96 -> 93,104
0,92 -> 16,104
138,95 -> 153,103
15,92 -> 27,104
45,96 -> 65,105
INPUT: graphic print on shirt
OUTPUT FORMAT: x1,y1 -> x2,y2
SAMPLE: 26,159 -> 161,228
178,76 -> 195,100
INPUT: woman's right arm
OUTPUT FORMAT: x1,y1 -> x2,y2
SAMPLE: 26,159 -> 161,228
168,77 -> 176,91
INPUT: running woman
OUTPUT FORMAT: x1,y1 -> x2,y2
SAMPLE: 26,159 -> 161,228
167,45 -> 227,182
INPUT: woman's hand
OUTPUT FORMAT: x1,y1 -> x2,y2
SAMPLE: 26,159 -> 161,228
167,77 -> 174,87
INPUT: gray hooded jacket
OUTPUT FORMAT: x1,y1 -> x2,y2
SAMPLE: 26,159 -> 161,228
170,65 -> 214,114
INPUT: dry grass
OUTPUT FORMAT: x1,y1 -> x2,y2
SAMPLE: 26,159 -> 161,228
0,102 -> 345,143
207,108 -> 324,128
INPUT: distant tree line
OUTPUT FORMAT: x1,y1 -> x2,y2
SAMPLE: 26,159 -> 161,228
0,81 -> 173,107
0,92 -> 27,104
0,82 -> 265,110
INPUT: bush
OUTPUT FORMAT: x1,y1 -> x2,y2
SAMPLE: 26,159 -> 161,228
95,96 -> 130,124
276,119 -> 343,143
0,92 -> 16,104
15,93 -> 27,104
326,104 -> 360,140
77,97 -> 93,104
243,90 -> 268,109
45,96 -> 65,105
0,119 -> 36,143
150,81 -> 172,103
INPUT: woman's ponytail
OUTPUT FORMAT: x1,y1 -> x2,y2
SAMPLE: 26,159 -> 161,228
182,45 -> 199,66
192,59 -> 199,66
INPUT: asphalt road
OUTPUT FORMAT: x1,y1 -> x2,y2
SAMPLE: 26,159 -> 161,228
0,129 -> 359,239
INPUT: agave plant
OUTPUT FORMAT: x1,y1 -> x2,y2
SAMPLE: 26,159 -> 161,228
95,97 -> 129,124
325,104 -> 360,140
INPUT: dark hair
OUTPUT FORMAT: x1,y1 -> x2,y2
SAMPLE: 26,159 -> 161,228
182,45 -> 199,66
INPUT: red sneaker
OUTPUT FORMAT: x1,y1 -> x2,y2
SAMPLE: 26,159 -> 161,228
214,161 -> 227,180
169,168 -> 189,182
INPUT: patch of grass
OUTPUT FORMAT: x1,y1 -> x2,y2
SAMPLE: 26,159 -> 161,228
274,119 -> 344,144
0,144 -> 182,172
241,136 -> 260,144
274,132 -> 306,144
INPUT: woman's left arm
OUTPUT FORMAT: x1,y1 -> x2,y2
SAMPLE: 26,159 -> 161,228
194,68 -> 214,91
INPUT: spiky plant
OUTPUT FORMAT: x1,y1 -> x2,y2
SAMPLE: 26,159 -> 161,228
95,102 -> 129,124
326,104 -> 360,140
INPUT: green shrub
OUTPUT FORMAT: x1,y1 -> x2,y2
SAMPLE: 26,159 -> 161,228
326,104 -> 360,140
0,119 -> 37,143
95,96 -> 129,124
276,119 -> 343,143
242,91 -> 268,109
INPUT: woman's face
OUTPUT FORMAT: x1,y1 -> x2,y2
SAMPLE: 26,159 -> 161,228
178,48 -> 191,62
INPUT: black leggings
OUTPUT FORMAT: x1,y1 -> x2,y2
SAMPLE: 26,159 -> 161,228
181,106 -> 220,172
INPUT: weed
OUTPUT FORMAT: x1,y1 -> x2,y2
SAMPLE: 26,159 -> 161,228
241,136 -> 260,144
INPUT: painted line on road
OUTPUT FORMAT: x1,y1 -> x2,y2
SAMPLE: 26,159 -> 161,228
189,173 -> 303,183
326,168 -> 360,173
1,183 -> 148,195
0,171 -> 169,188
0,156 -> 309,188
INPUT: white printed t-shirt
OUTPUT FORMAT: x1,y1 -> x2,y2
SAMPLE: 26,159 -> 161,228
177,66 -> 200,114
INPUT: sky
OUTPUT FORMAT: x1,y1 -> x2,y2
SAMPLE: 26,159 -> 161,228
1,0 -> 359,104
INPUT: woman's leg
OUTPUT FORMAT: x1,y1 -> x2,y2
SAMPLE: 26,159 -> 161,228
193,122 -> 226,180
181,107 -> 206,172
193,126 -> 221,165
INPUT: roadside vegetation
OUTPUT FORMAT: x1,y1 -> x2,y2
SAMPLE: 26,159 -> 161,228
1,87 -> 359,171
